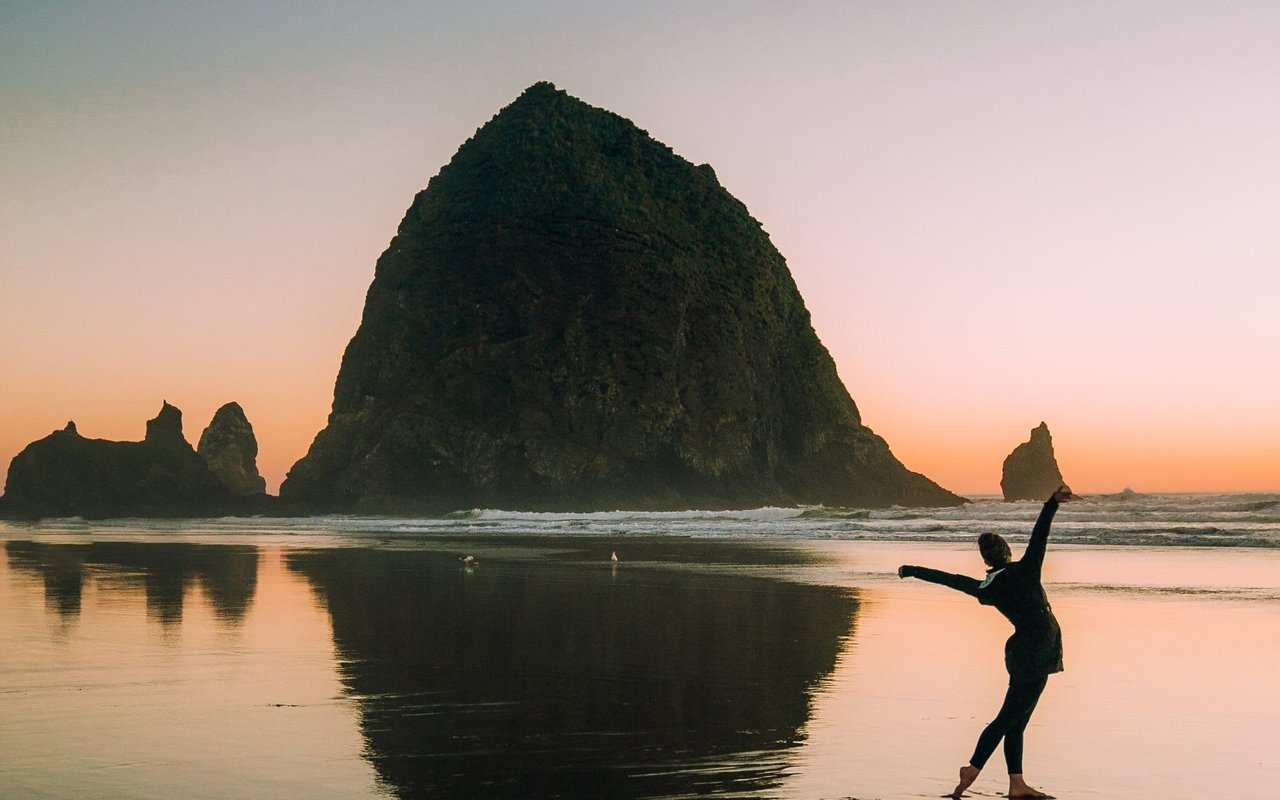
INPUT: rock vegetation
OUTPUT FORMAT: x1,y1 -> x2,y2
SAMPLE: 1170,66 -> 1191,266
282,82 -> 962,512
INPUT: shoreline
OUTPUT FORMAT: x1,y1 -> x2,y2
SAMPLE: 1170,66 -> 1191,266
4,491 -> 1278,555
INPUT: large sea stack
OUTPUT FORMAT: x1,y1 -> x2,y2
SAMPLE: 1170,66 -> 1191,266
1000,422 -> 1067,501
282,82 -> 962,512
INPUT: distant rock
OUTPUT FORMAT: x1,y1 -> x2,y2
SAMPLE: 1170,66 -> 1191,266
198,402 -> 267,496
1102,486 -> 1140,501
0,402 -> 273,519
281,82 -> 963,512
1000,422 -> 1066,502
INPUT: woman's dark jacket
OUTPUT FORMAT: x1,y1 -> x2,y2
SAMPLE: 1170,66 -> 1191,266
901,497 -> 1064,679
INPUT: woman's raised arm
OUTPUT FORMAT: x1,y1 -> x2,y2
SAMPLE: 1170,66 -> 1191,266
1023,485 -> 1076,573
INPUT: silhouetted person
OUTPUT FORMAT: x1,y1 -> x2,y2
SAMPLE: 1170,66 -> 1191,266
898,485 -> 1076,798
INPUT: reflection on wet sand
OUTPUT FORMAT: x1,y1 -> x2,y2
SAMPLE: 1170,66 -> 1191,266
7,533 -> 1277,798
289,547 -> 859,799
4,540 -> 259,625
0,543 -> 383,800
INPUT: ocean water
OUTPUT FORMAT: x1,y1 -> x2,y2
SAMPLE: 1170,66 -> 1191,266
7,491 -> 1279,548
2,493 -> 1278,799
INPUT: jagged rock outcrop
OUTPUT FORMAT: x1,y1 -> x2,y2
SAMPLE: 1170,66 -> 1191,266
145,401 -> 186,445
197,402 -> 267,496
1000,422 -> 1066,501
281,82 -> 963,512
0,402 -> 270,519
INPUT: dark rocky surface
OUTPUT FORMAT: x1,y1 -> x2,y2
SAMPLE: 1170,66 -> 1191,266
1000,421 -> 1067,502
197,402 -> 267,496
1,403 -> 273,519
282,82 -> 961,512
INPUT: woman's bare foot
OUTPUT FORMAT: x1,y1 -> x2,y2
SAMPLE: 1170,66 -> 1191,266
950,764 -> 980,797
1007,772 -> 1053,798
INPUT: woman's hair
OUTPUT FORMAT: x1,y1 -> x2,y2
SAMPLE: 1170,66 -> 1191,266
978,532 -> 1012,567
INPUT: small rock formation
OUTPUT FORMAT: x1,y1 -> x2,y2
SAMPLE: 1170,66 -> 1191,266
1000,422 -> 1066,502
0,402 -> 261,519
281,82 -> 962,512
1103,486 -> 1140,501
146,401 -> 186,445
197,402 -> 267,496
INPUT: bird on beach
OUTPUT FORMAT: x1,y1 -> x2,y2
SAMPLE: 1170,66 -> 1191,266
460,555 -> 478,569
610,551 -> 619,563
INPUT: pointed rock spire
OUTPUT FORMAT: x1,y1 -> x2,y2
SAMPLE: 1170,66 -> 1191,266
144,401 -> 189,448
198,402 -> 267,496
1000,422 -> 1067,501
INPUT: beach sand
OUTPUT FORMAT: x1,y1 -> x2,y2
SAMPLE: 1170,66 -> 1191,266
781,546 -> 1280,799
2,532 -> 1277,799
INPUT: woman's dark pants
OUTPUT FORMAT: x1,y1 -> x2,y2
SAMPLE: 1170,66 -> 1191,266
969,674 -> 1048,773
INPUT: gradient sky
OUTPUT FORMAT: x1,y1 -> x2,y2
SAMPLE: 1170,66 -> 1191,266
2,1 -> 1277,497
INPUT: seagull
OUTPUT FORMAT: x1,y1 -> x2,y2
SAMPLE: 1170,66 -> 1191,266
460,555 -> 478,568
610,551 -> 619,563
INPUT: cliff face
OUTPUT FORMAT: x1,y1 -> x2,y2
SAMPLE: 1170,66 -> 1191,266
1,402 -> 270,519
282,82 -> 962,512
198,402 -> 267,496
1001,422 -> 1066,502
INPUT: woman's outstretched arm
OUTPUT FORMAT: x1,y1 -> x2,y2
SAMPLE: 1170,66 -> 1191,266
1023,485 -> 1076,574
898,565 -> 982,596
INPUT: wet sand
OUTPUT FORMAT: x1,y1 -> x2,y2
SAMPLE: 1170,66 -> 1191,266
2,533 -> 1278,799
783,555 -> 1280,799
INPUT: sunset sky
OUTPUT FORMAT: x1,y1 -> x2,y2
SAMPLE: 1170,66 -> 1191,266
2,1 -> 1277,497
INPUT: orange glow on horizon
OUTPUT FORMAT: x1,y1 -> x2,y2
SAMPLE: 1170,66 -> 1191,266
4,382 -> 1278,499
874,413 -> 1280,497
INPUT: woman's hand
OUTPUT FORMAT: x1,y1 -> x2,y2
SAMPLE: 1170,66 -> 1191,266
1052,484 -> 1077,502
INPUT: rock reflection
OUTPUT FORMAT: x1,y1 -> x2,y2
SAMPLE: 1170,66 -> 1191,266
5,541 -> 89,617
4,541 -> 259,626
289,549 -> 858,799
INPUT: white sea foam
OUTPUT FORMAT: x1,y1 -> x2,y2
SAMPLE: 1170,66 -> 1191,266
460,506 -> 807,522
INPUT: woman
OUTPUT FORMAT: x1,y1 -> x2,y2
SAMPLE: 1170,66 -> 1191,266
898,485 -> 1075,799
